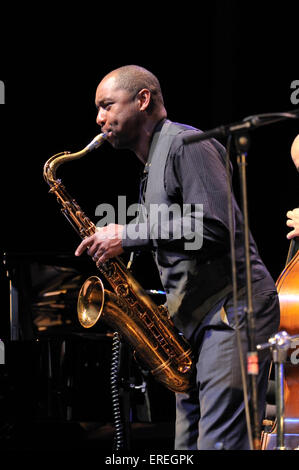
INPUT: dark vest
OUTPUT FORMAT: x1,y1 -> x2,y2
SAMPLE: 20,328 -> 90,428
143,120 -> 233,339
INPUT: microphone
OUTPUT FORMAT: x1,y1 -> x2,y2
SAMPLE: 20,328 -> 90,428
183,121 -> 252,144
183,109 -> 299,145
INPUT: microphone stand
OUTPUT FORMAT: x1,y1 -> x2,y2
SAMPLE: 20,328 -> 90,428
234,131 -> 261,450
183,109 -> 299,450
257,331 -> 299,450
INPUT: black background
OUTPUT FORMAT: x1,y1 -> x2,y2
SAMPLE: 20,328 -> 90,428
0,3 -> 298,340
1,2 -> 298,280
0,0 -> 298,456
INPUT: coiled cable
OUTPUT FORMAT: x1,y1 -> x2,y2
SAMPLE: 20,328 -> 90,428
110,331 -> 124,450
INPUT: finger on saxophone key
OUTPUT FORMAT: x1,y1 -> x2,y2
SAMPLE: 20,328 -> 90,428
75,236 -> 93,256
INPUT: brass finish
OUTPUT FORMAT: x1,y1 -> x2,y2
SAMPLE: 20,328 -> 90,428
43,134 -> 193,393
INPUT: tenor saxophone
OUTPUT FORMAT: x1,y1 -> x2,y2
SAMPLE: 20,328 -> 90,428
43,134 -> 193,393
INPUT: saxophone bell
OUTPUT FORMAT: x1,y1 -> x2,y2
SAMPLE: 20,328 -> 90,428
77,275 -> 193,393
77,276 -> 105,328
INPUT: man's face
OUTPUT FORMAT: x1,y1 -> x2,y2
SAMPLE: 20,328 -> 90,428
95,75 -> 143,150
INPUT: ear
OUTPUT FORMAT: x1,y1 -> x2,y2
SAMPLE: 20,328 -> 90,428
136,88 -> 151,112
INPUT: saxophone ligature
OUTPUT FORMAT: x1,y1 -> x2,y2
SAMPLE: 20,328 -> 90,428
43,134 -> 193,393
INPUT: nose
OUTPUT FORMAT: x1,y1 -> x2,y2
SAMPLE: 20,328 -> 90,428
96,107 -> 106,127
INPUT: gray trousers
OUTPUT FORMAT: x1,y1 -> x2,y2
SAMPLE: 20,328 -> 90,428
175,282 -> 280,450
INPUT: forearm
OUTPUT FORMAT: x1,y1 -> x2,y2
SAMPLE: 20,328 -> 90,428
121,206 -> 228,254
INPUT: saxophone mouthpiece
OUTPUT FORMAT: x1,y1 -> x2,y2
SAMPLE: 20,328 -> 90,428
85,133 -> 108,152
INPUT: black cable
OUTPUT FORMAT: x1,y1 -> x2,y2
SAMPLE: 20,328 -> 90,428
110,331 -> 124,451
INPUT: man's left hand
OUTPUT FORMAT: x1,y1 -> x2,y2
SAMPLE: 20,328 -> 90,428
286,209 -> 299,239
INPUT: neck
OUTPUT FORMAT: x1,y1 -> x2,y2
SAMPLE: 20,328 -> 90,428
134,115 -> 166,164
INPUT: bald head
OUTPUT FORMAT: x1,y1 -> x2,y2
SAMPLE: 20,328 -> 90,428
95,66 -> 167,161
291,134 -> 299,171
102,65 -> 166,115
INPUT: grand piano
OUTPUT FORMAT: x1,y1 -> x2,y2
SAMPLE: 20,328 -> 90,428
0,251 -> 174,450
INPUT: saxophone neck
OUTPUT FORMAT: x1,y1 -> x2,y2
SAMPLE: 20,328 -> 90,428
43,133 -> 107,185
43,151 -> 69,185
84,132 -> 107,152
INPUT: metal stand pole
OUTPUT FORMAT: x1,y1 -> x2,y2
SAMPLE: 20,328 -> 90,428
235,133 -> 261,449
272,340 -> 288,449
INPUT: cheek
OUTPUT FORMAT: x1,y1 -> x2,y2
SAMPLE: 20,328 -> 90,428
121,109 -> 142,131
112,113 -> 130,132
111,103 -> 140,133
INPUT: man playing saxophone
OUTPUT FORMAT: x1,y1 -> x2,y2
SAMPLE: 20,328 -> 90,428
74,65 -> 280,450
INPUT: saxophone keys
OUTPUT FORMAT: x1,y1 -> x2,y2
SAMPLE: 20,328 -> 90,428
115,283 -> 130,297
